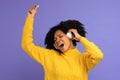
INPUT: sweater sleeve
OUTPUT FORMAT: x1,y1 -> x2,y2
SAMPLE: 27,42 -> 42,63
21,17 -> 53,65
80,37 -> 103,72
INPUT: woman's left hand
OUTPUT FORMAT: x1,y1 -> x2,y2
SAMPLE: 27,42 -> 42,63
68,29 -> 82,41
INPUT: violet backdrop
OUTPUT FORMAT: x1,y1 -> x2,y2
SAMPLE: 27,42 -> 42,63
0,0 -> 120,80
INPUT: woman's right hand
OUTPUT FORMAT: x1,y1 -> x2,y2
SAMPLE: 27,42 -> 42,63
27,5 -> 39,18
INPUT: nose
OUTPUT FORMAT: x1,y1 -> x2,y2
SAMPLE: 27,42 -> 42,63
55,38 -> 59,43
55,37 -> 60,44
54,38 -> 60,49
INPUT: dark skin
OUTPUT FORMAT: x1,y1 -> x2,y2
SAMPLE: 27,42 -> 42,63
27,5 -> 82,53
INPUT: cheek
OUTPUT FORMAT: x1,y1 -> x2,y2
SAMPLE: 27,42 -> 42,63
63,37 -> 71,45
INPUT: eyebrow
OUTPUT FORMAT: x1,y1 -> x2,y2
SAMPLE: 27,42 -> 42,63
57,33 -> 63,36
54,33 -> 63,39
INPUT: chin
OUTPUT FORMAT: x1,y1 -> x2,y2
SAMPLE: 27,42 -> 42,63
61,49 -> 67,53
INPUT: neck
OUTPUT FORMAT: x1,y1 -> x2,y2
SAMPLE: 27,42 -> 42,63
63,41 -> 75,53
69,41 -> 75,49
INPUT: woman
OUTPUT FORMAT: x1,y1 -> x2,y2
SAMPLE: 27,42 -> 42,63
21,5 -> 103,80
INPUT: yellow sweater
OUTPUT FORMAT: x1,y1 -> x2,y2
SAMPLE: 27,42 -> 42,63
21,17 -> 103,80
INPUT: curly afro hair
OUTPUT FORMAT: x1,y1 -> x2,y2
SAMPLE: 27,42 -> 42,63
44,20 -> 87,53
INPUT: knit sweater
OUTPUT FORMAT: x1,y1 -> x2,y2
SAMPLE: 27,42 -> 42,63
21,17 -> 103,80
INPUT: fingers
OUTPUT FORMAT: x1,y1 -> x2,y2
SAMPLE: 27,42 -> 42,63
29,5 -> 39,10
68,29 -> 77,35
27,5 -> 39,17
68,29 -> 81,41
28,5 -> 39,14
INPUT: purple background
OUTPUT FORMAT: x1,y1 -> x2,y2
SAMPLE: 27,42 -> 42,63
0,0 -> 120,80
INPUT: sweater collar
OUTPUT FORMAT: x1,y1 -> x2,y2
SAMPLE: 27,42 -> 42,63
63,48 -> 80,56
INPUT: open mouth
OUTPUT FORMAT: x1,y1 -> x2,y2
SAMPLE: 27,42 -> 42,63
59,43 -> 64,47
54,41 -> 65,50
58,42 -> 64,48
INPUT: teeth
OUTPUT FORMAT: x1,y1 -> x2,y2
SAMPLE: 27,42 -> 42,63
58,41 -> 64,47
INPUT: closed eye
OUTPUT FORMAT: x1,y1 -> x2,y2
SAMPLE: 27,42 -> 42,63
54,34 -> 64,42
59,35 -> 63,38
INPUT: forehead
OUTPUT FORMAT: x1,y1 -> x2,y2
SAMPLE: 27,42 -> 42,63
54,30 -> 64,37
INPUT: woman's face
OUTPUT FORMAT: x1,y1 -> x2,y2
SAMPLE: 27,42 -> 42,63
54,30 -> 74,53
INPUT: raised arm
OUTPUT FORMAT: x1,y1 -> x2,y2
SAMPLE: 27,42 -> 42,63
80,37 -> 103,71
69,29 -> 103,71
21,5 -> 52,65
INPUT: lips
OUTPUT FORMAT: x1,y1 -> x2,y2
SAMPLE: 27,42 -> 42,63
54,41 -> 64,49
58,41 -> 64,48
